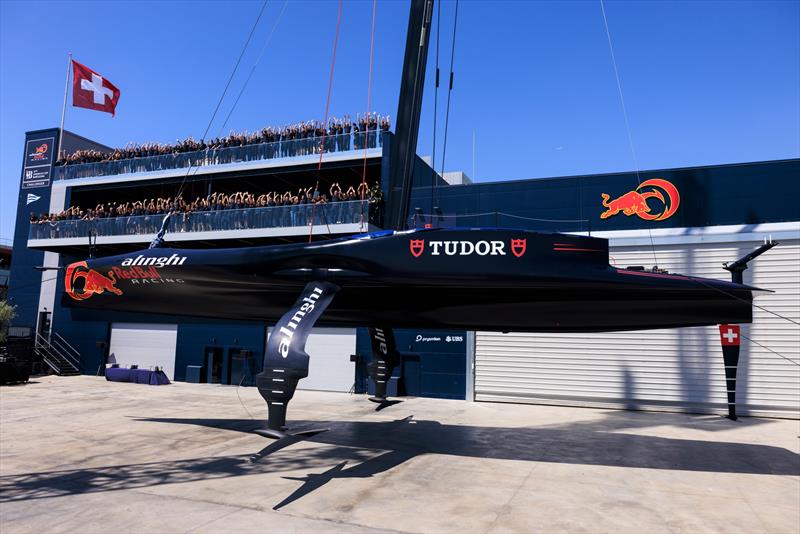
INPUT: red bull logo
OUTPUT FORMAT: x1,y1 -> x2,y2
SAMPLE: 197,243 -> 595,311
65,261 -> 123,301
600,178 -> 680,221
31,143 -> 49,161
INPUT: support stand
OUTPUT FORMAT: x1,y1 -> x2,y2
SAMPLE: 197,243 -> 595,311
718,324 -> 741,420
718,240 -> 777,421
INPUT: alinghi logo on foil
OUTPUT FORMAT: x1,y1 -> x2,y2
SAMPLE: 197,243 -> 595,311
277,286 -> 323,358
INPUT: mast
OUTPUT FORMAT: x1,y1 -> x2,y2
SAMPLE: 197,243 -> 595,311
385,0 -> 435,230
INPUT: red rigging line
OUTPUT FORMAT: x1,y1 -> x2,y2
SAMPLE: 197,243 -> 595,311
309,0 -> 344,243
361,0 -> 378,205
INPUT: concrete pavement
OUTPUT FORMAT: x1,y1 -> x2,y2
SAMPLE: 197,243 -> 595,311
1,376 -> 798,533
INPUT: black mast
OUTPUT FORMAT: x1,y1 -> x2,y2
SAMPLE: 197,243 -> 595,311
385,0 -> 435,230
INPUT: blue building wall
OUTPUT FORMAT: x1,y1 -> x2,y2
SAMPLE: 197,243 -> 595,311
356,328 -> 467,400
175,323 -> 265,383
410,159 -> 800,233
6,129 -> 59,330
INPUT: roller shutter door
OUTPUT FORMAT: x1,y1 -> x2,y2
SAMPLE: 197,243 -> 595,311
475,238 -> 800,418
109,323 -> 178,380
267,327 -> 356,392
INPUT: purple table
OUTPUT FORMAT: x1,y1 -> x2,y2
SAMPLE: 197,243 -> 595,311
105,367 -> 170,385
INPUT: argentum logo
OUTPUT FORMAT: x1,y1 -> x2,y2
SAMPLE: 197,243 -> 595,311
121,254 -> 187,267
277,287 -> 323,358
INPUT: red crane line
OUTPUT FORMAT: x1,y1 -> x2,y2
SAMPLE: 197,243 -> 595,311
360,0 -> 378,227
309,0 -> 344,243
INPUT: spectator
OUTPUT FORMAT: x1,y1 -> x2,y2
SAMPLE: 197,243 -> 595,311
55,113 -> 391,180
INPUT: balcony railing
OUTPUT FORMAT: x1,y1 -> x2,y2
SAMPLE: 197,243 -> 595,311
29,201 -> 380,241
54,131 -> 385,181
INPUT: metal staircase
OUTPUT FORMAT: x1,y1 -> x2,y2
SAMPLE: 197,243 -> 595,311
35,332 -> 81,376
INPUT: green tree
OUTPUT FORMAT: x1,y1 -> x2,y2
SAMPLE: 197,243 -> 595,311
0,300 -> 16,344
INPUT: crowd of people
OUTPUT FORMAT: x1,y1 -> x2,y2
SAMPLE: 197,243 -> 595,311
55,113 -> 391,177
29,182 -> 384,240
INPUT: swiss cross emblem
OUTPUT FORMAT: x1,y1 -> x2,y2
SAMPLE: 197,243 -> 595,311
719,324 -> 741,346
409,239 -> 425,258
511,238 -> 527,258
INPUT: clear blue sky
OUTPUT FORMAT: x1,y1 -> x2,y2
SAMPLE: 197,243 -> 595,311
1,0 -> 798,243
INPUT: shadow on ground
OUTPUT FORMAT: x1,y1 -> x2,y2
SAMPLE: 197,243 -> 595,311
1,412 -> 797,509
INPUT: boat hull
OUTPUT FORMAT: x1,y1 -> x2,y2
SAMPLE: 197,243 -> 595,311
62,229 -> 754,332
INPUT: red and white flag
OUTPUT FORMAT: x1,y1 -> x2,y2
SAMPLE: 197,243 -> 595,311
72,60 -> 120,116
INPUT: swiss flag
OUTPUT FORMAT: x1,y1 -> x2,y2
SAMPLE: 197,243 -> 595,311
719,324 -> 741,347
72,60 -> 120,116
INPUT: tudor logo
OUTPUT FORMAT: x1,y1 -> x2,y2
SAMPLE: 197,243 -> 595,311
410,239 -> 425,258
409,238 -> 527,258
511,238 -> 527,258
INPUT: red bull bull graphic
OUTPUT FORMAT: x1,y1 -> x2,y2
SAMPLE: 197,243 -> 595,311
65,261 -> 123,301
600,178 -> 680,221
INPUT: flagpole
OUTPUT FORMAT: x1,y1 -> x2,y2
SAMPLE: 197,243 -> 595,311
57,53 -> 72,161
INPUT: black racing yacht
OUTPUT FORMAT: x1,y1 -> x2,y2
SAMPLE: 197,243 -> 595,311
63,228 -> 754,333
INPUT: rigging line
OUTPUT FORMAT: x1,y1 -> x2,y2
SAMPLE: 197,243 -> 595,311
218,0 -> 290,136
174,0 -> 270,203
598,0 -> 659,268
309,0 -> 344,243
411,210 -> 589,223
430,0 -> 442,219
200,0 -> 269,143
360,0 -> 378,210
740,333 -> 800,367
438,0 -> 460,207
693,277 -> 800,327
236,374 -> 258,420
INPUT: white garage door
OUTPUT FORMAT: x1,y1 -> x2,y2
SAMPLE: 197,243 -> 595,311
267,327 -> 356,392
109,323 -> 178,380
475,233 -> 800,419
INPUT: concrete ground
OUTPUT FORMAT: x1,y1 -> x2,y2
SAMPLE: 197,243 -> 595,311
1,376 -> 798,534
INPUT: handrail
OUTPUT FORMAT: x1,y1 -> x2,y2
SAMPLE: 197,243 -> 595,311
410,210 -> 592,233
52,332 -> 81,362
40,353 -> 62,375
34,334 -> 63,373
53,131 -> 387,181
29,200 -> 379,241
35,332 -> 80,373
49,335 -> 81,370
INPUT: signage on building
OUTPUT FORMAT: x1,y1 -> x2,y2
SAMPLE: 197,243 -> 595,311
22,137 -> 55,189
599,178 -> 680,222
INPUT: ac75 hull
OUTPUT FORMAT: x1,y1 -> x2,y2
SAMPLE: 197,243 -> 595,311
62,229 -> 755,332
